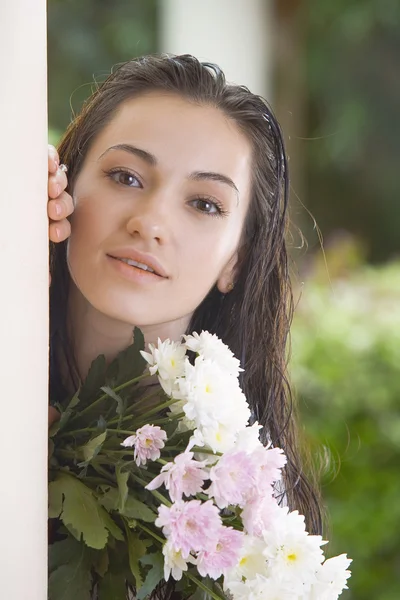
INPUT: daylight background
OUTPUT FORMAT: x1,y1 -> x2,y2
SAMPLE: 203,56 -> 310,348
47,2 -> 400,598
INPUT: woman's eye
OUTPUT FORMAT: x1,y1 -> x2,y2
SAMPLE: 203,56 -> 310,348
108,170 -> 141,188
191,197 -> 221,215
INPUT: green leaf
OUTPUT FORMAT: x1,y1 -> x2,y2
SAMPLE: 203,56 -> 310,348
101,385 -> 126,421
80,354 -> 107,403
93,548 -> 109,578
97,572 -> 128,600
137,553 -> 164,600
121,495 -> 157,522
98,482 -> 156,522
49,472 -> 123,549
98,485 -> 119,512
124,526 -> 150,589
116,466 -> 129,512
50,391 -> 81,436
49,537 -> 82,571
81,431 -> 107,463
189,576 -> 217,600
48,538 -> 92,600
106,327 -> 146,386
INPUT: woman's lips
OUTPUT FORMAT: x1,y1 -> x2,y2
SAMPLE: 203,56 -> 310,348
106,255 -> 167,284
107,247 -> 168,278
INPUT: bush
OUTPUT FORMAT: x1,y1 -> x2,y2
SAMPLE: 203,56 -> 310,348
291,261 -> 400,600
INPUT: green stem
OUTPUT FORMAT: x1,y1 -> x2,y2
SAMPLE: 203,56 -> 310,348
69,373 -> 151,422
121,388 -> 165,417
59,426 -> 136,438
136,522 -> 164,544
143,412 -> 185,426
184,573 -> 225,600
107,389 -> 163,426
130,473 -> 171,507
135,397 -> 183,423
192,446 -> 222,457
91,462 -> 116,483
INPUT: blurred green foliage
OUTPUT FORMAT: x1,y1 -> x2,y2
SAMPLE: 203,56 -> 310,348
291,257 -> 400,599
304,0 -> 400,262
48,0 -> 158,132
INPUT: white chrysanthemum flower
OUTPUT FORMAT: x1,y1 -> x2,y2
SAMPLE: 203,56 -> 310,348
141,338 -> 187,395
234,422 -> 263,453
183,331 -> 243,377
198,422 -> 238,454
224,535 -> 269,584
175,358 -> 250,434
162,540 -> 194,581
226,575 -> 295,600
262,508 -> 326,593
307,554 -> 352,600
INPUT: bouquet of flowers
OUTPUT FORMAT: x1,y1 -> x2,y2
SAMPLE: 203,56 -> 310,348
48,329 -> 351,600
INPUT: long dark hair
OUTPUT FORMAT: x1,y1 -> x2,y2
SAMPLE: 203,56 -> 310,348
50,54 -> 322,535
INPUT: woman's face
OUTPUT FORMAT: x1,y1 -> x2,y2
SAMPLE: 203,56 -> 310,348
67,92 -> 252,332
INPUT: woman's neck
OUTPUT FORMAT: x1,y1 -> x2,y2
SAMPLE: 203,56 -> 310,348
66,282 -> 191,381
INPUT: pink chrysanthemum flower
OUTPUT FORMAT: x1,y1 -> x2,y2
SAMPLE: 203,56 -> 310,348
197,526 -> 243,579
241,493 -> 281,537
146,451 -> 209,502
155,500 -> 221,558
207,451 -> 256,508
121,424 -> 167,466
250,446 -> 287,490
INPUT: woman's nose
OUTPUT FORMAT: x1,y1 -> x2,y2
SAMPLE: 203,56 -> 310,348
125,196 -> 170,244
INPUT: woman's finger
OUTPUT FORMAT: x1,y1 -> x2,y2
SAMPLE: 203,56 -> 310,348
49,218 -> 71,243
48,167 -> 68,199
47,191 -> 74,221
48,145 -> 59,174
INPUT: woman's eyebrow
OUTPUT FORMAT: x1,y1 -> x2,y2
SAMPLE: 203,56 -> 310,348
189,171 -> 239,198
98,143 -> 157,165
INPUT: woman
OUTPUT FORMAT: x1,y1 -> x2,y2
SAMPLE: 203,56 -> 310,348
48,54 -> 322,540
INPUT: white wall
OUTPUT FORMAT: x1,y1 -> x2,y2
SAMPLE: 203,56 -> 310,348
0,1 -> 48,598
159,0 -> 273,99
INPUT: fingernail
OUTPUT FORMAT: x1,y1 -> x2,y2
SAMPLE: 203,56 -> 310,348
55,226 -> 61,240
55,202 -> 62,217
55,184 -> 61,196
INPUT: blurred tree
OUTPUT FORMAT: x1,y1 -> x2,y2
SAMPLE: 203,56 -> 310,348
302,0 -> 400,263
48,0 -> 158,134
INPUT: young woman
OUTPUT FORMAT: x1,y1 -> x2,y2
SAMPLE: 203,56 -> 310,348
48,54 -> 322,542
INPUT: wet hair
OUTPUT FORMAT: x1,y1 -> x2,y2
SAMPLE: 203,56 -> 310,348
50,53 -> 322,535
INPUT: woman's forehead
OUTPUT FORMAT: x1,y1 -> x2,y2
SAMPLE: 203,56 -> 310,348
90,92 -> 253,191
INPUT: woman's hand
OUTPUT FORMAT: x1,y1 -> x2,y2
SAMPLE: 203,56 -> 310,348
48,144 -> 74,243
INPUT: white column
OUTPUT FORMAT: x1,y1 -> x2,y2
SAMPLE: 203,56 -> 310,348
159,0 -> 273,99
0,2 -> 48,599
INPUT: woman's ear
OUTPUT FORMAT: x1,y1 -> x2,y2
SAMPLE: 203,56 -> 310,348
217,253 -> 238,294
